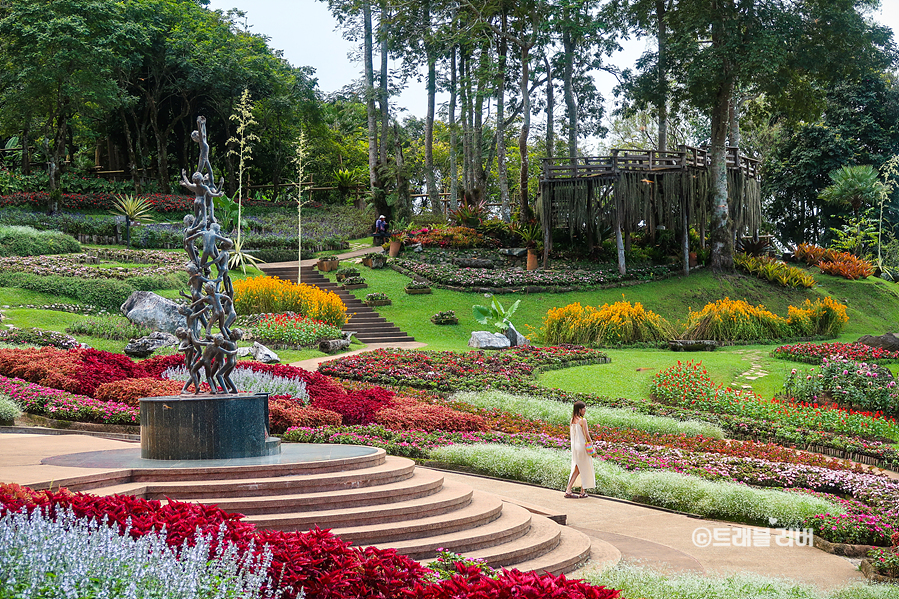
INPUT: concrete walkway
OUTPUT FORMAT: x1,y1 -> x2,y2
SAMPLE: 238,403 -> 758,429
263,245 -> 384,270
0,432 -> 866,591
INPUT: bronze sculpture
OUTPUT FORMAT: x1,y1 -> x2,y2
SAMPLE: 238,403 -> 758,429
178,115 -> 241,395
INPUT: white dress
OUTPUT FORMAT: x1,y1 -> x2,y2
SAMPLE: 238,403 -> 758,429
569,417 -> 596,490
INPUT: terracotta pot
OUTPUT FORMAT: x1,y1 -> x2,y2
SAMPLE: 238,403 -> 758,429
388,239 -> 402,257
689,252 -> 698,267
526,249 -> 538,271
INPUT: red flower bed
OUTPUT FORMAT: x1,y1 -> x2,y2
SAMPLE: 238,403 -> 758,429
0,483 -> 620,599
269,398 -> 343,433
375,397 -> 490,432
94,378 -> 184,406
0,346 -> 147,396
772,342 -> 899,365
311,385 -> 396,425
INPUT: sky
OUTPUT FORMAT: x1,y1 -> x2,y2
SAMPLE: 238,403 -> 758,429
207,0 -> 899,140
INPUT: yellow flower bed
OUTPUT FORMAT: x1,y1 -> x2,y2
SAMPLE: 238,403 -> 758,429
232,276 -> 347,328
541,300 -> 676,346
683,297 -> 848,341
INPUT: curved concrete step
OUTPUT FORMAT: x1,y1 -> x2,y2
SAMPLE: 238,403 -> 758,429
90,457 -> 416,500
193,468 -> 446,515
464,512 -> 562,568
501,525 -> 594,575
332,489 -> 505,546
247,479 -> 473,531
371,500 -> 533,560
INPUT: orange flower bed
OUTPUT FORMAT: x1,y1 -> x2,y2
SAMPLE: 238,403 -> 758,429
94,378 -> 184,407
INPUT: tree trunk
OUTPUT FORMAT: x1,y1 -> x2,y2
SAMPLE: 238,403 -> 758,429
495,19 -> 511,221
656,0 -> 668,152
20,126 -> 30,175
728,95 -> 740,148
119,107 -> 142,193
544,54 -> 554,161
148,100 -> 170,193
449,47 -> 459,211
473,48 -> 486,201
562,29 -> 577,160
393,124 -> 411,220
378,0 -> 389,170
460,51 -> 472,195
709,79 -> 734,271
518,45 -> 532,221
425,50 -> 439,214
362,0 -> 381,213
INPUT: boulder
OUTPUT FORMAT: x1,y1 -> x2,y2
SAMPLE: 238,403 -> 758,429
499,248 -> 529,258
237,347 -> 252,358
468,331 -> 511,350
858,333 -> 899,352
120,291 -> 186,334
668,339 -> 717,352
504,324 -> 530,347
123,331 -> 178,358
319,338 -> 351,353
250,342 -> 280,364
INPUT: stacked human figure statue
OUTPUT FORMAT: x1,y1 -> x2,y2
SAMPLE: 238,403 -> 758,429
176,115 -> 242,395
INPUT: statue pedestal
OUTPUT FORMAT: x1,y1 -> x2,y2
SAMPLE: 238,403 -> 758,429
140,393 -> 280,460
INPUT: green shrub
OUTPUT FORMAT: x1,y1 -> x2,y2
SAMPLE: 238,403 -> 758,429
0,395 -> 20,421
126,272 -> 188,291
429,444 -> 842,527
0,272 -> 134,311
451,391 -> 724,438
66,316 -> 152,341
0,225 -> 81,256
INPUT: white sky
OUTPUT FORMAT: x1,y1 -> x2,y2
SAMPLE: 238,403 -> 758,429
207,0 -> 899,140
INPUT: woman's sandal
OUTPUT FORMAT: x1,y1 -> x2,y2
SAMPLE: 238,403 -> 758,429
578,492 -> 588,498
563,492 -> 577,498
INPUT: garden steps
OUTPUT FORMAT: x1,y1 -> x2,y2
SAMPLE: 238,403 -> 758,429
259,263 -> 416,345
50,447 -> 591,575
245,479 -> 474,531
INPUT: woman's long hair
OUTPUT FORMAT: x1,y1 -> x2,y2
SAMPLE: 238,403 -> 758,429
571,401 -> 586,423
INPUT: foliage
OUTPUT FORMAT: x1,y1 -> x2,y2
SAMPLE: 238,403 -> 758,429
249,313 -> 344,348
365,292 -> 389,302
110,194 -> 155,248
0,395 -> 20,421
448,198 -> 488,228
794,243 -> 832,266
804,512 -> 896,546
784,358 -> 899,415
0,225 -> 81,257
0,272 -> 133,311
431,310 -> 458,325
818,251 -> 876,280
772,342 -> 899,365
163,365 -> 309,401
269,400 -> 342,433
0,327 -> 79,349
682,297 -> 847,341
66,315 -> 151,341
232,276 -> 347,327
472,296 -> 520,333
426,549 -> 498,582
409,226 -> 493,249
405,281 -> 431,290
392,258 -> 673,289
734,253 -> 815,288
867,544 -> 899,577
787,297 -> 850,337
341,276 -> 365,286
540,300 -> 676,346
0,374 -> 138,425
93,378 -> 183,407
650,361 -> 898,441
819,165 -> 885,215
0,250 -> 182,279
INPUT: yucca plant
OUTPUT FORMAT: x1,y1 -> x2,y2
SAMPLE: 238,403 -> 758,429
228,238 -> 265,275
110,194 -> 154,248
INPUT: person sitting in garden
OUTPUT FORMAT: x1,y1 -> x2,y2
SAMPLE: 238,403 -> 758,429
373,214 -> 388,244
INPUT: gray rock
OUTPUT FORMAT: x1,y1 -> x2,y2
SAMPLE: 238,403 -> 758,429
499,248 -> 528,258
468,331 -> 511,350
237,347 -> 252,358
120,291 -> 186,334
504,324 -> 530,347
319,338 -> 351,353
123,331 -> 178,358
668,339 -> 717,352
858,333 -> 899,352
250,342 -> 280,364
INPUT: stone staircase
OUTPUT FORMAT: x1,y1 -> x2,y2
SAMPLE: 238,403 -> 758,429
259,262 -> 415,345
72,449 -> 593,575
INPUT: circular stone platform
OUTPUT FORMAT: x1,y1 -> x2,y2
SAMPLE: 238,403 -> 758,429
41,443 -> 379,470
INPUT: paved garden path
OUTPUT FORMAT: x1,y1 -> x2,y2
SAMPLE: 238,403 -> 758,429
0,432 -> 868,592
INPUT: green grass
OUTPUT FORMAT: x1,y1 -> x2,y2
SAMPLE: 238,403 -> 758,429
0,287 -> 81,306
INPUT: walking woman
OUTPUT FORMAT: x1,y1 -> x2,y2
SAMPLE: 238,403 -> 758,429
565,400 -> 595,498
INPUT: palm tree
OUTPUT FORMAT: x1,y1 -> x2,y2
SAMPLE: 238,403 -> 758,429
110,195 -> 154,248
819,165 -> 884,217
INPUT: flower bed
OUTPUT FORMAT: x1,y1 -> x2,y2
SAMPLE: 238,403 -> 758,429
391,258 -> 672,290
682,297 -> 847,341
784,358 -> 899,414
772,342 -> 899,364
409,226 -> 494,249
249,313 -> 344,348
319,346 -> 610,393
540,300 -> 675,346
0,483 -> 620,599
650,361 -> 899,441
431,310 -> 458,325
0,375 -> 138,425
0,327 -> 80,349
233,276 -> 347,327
0,252 -> 183,280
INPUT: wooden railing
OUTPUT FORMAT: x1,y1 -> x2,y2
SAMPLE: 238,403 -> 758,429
542,146 -> 761,181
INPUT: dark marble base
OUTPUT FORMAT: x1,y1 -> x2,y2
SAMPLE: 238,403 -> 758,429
140,393 -> 280,460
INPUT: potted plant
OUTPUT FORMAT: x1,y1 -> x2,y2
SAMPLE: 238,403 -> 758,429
335,267 -> 360,282
405,281 -> 432,295
362,253 -> 387,269
342,276 -> 367,289
513,221 -> 543,271
388,218 -> 409,257
365,292 -> 391,306
431,310 -> 458,325
317,255 -> 339,272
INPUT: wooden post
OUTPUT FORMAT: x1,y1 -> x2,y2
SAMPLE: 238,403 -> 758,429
616,195 -> 626,275
682,195 -> 690,276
